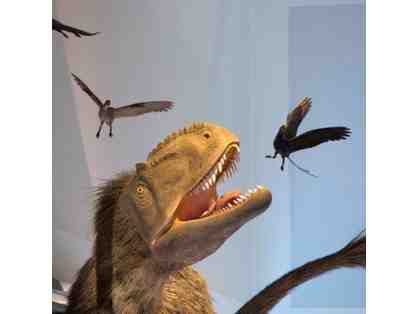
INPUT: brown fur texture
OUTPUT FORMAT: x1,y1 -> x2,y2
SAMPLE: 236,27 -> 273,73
66,173 -> 215,314
236,231 -> 366,314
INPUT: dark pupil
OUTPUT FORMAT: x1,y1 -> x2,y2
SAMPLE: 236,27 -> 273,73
204,133 -> 210,139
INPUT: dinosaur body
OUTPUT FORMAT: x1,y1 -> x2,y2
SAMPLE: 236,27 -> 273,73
66,122 -> 272,313
67,179 -> 214,313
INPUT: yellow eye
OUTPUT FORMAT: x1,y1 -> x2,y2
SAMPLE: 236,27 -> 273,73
136,186 -> 145,194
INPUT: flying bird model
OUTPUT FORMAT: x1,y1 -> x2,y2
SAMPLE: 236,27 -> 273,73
266,97 -> 351,176
71,73 -> 174,138
52,19 -> 99,38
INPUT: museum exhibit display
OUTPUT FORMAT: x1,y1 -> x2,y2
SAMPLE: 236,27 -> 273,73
53,1 -> 365,313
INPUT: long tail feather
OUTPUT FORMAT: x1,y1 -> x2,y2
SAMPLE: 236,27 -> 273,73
236,231 -> 366,314
287,156 -> 318,178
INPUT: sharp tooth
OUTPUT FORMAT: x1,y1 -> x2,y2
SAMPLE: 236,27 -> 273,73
212,173 -> 216,182
205,182 -> 210,190
239,196 -> 246,201
236,146 -> 240,152
228,204 -> 233,209
202,210 -> 209,216
218,163 -> 222,172
233,200 -> 239,205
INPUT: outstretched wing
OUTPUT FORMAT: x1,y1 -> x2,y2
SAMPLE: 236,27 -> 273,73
71,73 -> 103,107
52,19 -> 99,38
284,96 -> 312,139
113,101 -> 174,119
288,127 -> 351,154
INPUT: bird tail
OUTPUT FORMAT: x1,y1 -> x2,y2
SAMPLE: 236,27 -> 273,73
287,156 -> 318,178
235,230 -> 366,314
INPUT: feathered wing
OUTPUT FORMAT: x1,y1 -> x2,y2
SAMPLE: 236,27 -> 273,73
52,19 -> 99,38
236,231 -> 365,314
284,96 -> 312,139
113,101 -> 174,119
71,73 -> 103,107
288,127 -> 351,154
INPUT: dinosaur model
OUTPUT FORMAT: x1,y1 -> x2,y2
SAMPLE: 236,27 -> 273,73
53,19 -> 100,39
71,73 -> 174,138
66,122 -> 273,313
266,96 -> 351,177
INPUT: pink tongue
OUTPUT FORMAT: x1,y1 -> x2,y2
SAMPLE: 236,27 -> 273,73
177,188 -> 241,221
215,190 -> 241,209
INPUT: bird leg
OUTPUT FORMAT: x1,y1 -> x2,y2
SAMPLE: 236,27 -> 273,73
109,123 -> 113,138
280,157 -> 285,171
96,121 -> 104,139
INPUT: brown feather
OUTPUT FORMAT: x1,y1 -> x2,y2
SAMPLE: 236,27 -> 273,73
236,231 -> 365,314
288,127 -> 351,154
284,96 -> 312,139
71,73 -> 103,108
113,101 -> 174,119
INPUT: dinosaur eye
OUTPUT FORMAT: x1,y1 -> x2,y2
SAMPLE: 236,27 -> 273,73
203,131 -> 211,139
136,186 -> 145,194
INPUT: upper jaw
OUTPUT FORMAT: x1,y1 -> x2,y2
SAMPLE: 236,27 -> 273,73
190,142 -> 240,194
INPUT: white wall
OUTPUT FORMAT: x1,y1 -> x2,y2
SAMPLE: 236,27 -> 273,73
52,14 -> 93,283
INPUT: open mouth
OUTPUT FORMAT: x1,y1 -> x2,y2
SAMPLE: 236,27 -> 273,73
176,143 -> 266,221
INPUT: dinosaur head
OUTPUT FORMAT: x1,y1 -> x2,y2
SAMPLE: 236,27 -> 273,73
119,122 -> 272,267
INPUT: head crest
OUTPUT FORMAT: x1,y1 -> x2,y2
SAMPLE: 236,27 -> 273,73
147,122 -> 208,161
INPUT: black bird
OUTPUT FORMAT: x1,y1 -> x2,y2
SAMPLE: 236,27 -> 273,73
265,97 -> 351,176
52,18 -> 99,38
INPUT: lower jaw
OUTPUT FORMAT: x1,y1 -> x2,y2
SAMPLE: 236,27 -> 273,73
177,186 -> 266,222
